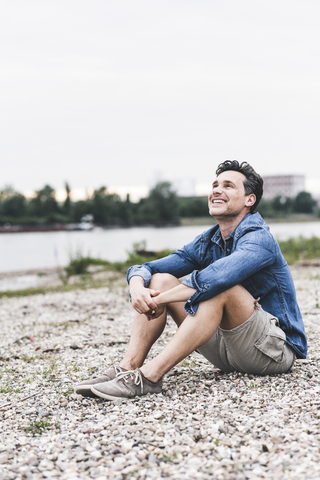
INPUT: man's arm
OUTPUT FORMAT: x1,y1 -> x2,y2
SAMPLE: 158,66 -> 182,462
154,283 -> 196,307
146,283 -> 196,320
127,232 -> 205,289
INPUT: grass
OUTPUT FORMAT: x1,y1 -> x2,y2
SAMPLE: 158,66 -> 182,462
23,419 -> 53,436
42,358 -> 59,378
278,236 -> 320,265
64,250 -> 111,277
62,388 -> 74,397
20,355 -> 38,363
0,386 -> 21,393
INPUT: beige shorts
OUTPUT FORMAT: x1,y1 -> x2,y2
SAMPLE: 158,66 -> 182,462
197,302 -> 296,375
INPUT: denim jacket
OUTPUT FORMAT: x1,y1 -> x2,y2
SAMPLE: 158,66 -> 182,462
127,213 -> 307,359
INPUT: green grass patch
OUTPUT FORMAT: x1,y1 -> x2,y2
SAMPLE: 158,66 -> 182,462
62,388 -> 74,397
65,251 -> 111,276
23,419 -> 53,436
278,236 -> 320,264
0,386 -> 13,393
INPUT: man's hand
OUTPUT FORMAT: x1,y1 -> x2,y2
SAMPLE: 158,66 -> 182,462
129,276 -> 160,315
129,275 -> 196,321
145,302 -> 166,321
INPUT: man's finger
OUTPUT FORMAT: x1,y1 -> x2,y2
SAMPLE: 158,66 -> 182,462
149,289 -> 160,297
145,298 -> 158,310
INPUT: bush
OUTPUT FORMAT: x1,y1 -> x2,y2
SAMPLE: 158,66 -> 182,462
65,253 -> 92,277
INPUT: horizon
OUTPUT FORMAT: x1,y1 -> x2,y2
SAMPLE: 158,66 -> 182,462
5,175 -> 319,204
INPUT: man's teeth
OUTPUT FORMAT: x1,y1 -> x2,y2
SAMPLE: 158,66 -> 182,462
213,200 -> 224,203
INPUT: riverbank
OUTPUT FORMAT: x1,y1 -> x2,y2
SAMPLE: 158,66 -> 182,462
0,264 -> 320,479
1,214 -> 319,233
0,223 -> 94,234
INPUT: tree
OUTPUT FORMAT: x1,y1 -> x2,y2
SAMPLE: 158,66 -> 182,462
293,191 -> 317,214
178,197 -> 208,218
91,187 -> 123,224
272,196 -> 293,214
141,182 -> 179,222
0,186 -> 27,218
29,185 -> 59,217
64,182 -> 71,214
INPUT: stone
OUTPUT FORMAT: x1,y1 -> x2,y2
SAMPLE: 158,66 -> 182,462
0,265 -> 320,480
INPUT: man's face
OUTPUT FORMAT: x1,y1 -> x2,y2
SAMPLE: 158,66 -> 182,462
208,170 -> 255,219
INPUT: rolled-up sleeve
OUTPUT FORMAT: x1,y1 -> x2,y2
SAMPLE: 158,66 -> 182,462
127,233 -> 204,286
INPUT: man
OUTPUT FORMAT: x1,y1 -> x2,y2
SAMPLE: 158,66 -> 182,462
75,160 -> 307,400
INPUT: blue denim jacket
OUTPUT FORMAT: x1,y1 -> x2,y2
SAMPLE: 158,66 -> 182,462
127,213 -> 307,359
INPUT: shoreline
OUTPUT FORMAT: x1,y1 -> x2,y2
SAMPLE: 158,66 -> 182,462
1,214 -> 320,234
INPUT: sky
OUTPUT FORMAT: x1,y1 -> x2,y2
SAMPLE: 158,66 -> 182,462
1,0 -> 320,200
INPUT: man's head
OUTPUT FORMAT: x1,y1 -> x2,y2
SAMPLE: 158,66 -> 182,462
215,160 -> 263,213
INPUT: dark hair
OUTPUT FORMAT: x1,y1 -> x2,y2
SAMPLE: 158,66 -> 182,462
215,160 -> 263,213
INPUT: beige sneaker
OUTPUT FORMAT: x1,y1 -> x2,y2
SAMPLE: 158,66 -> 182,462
74,365 -> 126,397
91,368 -> 162,400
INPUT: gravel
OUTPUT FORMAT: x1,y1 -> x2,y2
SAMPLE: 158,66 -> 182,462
0,265 -> 320,480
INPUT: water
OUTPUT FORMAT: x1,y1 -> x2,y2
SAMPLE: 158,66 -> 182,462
1,221 -> 320,274
0,274 -> 57,292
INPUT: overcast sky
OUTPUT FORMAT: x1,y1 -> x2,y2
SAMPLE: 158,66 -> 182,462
1,0 -> 320,198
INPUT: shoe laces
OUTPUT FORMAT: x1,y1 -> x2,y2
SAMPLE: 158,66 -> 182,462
116,369 -> 144,394
101,365 -> 124,377
114,365 -> 125,376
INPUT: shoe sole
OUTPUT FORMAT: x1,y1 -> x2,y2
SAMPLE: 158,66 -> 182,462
91,386 -> 132,401
74,386 -> 99,398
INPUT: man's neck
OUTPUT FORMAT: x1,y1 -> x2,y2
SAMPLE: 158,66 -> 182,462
217,211 -> 250,242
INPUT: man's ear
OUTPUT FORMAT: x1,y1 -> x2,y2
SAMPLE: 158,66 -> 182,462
245,194 -> 256,207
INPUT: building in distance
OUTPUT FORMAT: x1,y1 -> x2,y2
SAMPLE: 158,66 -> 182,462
262,175 -> 305,200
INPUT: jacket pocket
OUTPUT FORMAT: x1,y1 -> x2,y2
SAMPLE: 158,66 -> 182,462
254,318 -> 287,363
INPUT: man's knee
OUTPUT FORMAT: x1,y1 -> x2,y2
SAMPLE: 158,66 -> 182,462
218,285 -> 254,303
149,273 -> 181,291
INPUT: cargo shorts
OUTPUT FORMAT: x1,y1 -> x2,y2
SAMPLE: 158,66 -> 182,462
197,300 -> 296,375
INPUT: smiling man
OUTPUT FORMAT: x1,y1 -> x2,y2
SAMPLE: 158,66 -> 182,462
75,160 -> 307,400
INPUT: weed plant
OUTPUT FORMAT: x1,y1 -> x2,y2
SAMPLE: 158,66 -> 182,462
24,419 -> 53,436
64,242 -> 172,277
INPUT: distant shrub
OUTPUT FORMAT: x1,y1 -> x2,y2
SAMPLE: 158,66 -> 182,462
65,252 -> 92,276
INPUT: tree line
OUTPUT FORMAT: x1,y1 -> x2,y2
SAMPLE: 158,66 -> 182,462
0,182 -> 318,226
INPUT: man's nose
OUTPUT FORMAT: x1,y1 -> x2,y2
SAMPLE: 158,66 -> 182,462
209,187 -> 220,199
212,185 -> 222,194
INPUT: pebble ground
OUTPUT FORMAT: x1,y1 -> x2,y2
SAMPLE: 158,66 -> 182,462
0,265 -> 320,480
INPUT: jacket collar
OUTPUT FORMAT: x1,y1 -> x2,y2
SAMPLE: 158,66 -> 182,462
211,212 -> 265,247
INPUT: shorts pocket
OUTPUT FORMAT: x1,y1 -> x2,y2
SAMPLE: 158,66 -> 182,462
254,318 -> 287,363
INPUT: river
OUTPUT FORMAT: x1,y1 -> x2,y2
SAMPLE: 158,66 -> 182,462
1,220 -> 320,274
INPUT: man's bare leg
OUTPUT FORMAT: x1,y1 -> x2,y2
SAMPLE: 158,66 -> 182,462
119,274 -> 187,371
140,284 -> 255,382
